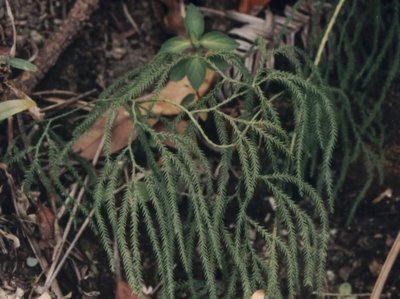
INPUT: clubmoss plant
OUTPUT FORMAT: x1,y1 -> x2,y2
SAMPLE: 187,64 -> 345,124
4,4 -> 341,299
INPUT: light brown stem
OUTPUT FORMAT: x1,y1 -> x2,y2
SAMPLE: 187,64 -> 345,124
370,230 -> 400,299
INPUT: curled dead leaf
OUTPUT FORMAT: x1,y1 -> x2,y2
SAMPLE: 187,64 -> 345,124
0,229 -> 20,249
239,0 -> 272,15
151,0 -> 185,35
73,70 -> 216,160
36,206 -> 55,241
72,107 -> 158,160
0,287 -> 24,299
115,280 -> 138,299
369,260 -> 383,277
162,0 -> 185,36
37,292 -> 52,299
250,289 -> 267,299
148,69 -> 215,115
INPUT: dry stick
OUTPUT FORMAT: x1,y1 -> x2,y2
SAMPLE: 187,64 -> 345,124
40,93 -> 109,295
40,129 -> 108,294
41,88 -> 96,112
370,230 -> 400,299
6,117 -> 14,153
4,0 -> 16,56
7,0 -> 100,296
4,1 -> 30,158
32,90 -> 80,96
57,183 -> 79,219
43,177 -> 89,289
320,293 -> 388,298
15,0 -> 100,94
122,1 -> 141,35
0,165 -> 64,298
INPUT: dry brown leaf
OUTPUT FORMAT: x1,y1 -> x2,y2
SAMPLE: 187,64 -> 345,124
115,280 -> 138,299
250,289 -> 267,299
371,188 -> 392,204
162,0 -> 185,36
37,292 -> 52,299
0,229 -> 20,249
239,0 -> 272,15
369,260 -> 383,277
0,287 -> 24,299
151,0 -> 185,35
73,70 -> 215,160
72,107 -> 158,159
36,206 -> 55,241
148,69 -> 215,115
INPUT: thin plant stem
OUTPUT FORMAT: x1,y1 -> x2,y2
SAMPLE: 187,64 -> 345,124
314,0 -> 347,66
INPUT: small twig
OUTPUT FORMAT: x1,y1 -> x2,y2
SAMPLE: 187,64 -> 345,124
32,90 -> 79,96
40,98 -> 93,112
372,188 -> 393,204
43,178 -> 89,291
40,89 -> 96,112
0,164 -> 64,297
40,128 -> 108,294
50,179 -> 88,266
198,6 -> 227,18
39,208 -> 97,295
370,230 -> 400,299
4,0 -> 16,57
122,1 -> 141,35
319,292 -> 390,298
57,183 -> 79,219
27,39 -> 39,62
6,117 -> 14,154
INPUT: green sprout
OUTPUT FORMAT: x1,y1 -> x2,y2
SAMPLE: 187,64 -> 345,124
158,4 -> 239,90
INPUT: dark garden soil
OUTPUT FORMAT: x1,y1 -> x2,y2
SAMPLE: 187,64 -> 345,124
0,0 -> 399,298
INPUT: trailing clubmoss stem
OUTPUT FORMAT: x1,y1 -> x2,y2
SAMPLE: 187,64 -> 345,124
288,0 -> 345,176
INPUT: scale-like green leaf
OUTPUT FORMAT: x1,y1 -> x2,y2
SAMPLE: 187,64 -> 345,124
207,55 -> 230,72
159,37 -> 191,54
185,57 -> 206,90
170,58 -> 189,81
181,93 -> 196,107
0,99 -> 37,121
184,4 -> 205,41
5,57 -> 38,72
200,31 -> 239,51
